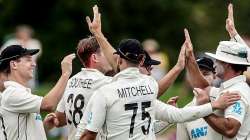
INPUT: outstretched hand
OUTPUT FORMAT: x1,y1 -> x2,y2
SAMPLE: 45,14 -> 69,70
43,113 -> 60,130
184,28 -> 194,59
167,96 -> 179,107
176,28 -> 194,70
213,91 -> 241,110
226,3 -> 238,38
86,5 -> 102,35
61,53 -> 76,76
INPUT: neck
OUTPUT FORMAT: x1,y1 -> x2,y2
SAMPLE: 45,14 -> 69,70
7,73 -> 28,87
223,70 -> 241,81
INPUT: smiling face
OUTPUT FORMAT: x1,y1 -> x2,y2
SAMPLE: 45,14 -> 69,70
11,55 -> 36,81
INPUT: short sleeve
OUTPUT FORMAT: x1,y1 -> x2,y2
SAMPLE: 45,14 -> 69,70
224,100 -> 246,124
3,90 -> 43,113
209,87 -> 220,101
85,90 -> 107,132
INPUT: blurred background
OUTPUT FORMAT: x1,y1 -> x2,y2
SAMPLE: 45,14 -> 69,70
1,0 -> 250,139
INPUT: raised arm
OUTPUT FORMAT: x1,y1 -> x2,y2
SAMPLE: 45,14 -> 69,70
226,3 -> 248,47
86,5 -> 118,71
185,29 -> 209,88
157,36 -> 186,97
40,54 -> 75,112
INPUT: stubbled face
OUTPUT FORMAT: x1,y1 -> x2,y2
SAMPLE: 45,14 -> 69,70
97,52 -> 112,74
214,60 -> 225,79
200,69 -> 215,85
13,55 -> 36,81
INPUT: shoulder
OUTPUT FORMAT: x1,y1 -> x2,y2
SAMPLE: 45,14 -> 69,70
1,87 -> 26,105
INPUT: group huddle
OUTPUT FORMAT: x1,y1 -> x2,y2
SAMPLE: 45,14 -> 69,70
0,3 -> 250,140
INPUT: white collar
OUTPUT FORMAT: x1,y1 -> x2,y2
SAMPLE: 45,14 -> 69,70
113,67 -> 140,80
81,68 -> 105,75
221,75 -> 246,89
4,81 -> 31,92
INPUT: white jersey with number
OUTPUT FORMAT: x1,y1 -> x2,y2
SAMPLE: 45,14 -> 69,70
56,68 -> 111,140
78,68 -> 159,140
0,81 -> 46,140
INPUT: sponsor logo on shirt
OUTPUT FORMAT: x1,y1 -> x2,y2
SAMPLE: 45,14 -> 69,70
191,126 -> 208,139
232,101 -> 242,115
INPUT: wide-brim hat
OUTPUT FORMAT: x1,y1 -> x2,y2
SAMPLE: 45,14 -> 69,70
205,41 -> 250,66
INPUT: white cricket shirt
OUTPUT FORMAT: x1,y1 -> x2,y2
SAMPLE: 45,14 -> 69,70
0,81 -> 46,140
210,75 -> 250,140
57,68 -> 112,140
77,67 -> 159,140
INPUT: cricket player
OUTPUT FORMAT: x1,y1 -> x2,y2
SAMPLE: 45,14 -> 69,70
176,57 -> 223,140
43,36 -> 113,139
77,36 -> 241,140
0,60 -> 8,140
184,3 -> 250,140
0,45 -> 75,140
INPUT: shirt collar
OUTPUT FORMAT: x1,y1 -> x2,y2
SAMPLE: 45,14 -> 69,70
4,81 -> 31,92
81,68 -> 105,76
221,75 -> 246,89
113,67 -> 140,80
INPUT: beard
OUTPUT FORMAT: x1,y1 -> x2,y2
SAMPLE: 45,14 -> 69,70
215,64 -> 225,79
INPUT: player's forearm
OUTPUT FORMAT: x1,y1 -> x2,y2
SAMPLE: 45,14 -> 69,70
80,130 -> 97,140
157,65 -> 182,98
186,53 -> 209,88
41,73 -> 70,112
94,32 -> 118,71
155,100 -> 212,123
204,114 -> 236,138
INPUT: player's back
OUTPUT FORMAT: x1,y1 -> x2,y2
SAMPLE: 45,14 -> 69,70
95,68 -> 159,140
57,68 -> 111,139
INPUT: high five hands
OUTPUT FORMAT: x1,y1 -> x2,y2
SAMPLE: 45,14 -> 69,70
86,5 -> 103,37
226,3 -> 238,38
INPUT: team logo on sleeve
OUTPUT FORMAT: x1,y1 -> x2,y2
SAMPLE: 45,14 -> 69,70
87,112 -> 93,124
232,102 -> 242,115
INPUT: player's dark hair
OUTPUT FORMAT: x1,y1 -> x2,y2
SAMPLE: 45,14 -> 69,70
230,64 -> 247,74
76,36 -> 100,67
0,58 -> 20,74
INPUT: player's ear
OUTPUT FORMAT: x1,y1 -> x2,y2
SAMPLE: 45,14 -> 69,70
9,60 -> 18,70
118,56 -> 122,65
91,53 -> 99,63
